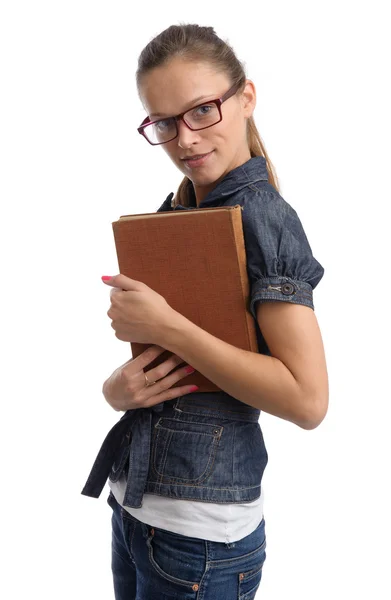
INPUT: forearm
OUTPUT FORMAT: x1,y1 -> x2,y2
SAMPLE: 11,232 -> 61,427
160,311 -> 314,429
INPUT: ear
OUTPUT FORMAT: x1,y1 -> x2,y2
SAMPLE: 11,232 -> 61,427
241,79 -> 256,119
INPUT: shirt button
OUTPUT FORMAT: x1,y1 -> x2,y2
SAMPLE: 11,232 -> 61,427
281,282 -> 295,295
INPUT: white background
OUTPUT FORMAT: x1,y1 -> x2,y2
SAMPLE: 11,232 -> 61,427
1,1 -> 390,598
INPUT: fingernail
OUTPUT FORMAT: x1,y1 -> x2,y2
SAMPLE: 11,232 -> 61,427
101,276 -> 112,281
189,386 -> 199,392
185,366 -> 196,373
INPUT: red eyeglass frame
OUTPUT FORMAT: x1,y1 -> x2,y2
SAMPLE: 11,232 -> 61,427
137,81 -> 242,145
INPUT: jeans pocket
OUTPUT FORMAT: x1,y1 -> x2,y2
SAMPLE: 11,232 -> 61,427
145,526 -> 202,593
237,545 -> 266,600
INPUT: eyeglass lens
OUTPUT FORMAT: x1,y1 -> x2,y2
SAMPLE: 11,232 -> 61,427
144,102 -> 220,144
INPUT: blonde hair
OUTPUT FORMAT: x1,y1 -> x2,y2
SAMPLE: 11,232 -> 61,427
136,23 -> 280,207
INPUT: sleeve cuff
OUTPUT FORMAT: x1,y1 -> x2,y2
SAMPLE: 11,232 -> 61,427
249,276 -> 315,320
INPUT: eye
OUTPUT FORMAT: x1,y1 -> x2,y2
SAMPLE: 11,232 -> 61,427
194,104 -> 214,117
154,119 -> 172,132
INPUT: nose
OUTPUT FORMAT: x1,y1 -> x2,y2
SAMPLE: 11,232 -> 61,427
176,118 -> 201,149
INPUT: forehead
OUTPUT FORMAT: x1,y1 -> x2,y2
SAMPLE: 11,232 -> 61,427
139,58 -> 230,117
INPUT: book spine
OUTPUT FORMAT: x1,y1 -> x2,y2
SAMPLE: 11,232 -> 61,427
230,207 -> 259,353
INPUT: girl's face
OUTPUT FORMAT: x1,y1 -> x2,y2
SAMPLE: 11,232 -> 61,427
139,58 -> 256,204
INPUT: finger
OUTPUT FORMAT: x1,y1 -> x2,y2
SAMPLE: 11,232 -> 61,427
102,274 -> 145,292
142,362 -> 194,402
133,344 -> 172,370
143,384 -> 198,409
109,287 -> 123,300
148,354 -> 186,381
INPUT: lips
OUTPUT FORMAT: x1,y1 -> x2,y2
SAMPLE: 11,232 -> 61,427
181,152 -> 211,160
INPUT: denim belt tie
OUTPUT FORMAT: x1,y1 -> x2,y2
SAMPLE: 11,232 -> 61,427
80,402 -> 164,508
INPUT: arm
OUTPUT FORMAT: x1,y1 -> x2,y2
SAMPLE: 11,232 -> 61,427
160,301 -> 329,430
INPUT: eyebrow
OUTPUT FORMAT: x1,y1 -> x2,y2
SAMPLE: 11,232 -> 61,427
149,94 -> 215,119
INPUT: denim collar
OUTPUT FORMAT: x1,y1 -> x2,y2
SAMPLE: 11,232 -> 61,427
160,156 -> 268,212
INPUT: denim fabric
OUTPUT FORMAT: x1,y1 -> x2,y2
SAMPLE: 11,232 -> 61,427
81,155 -> 324,507
140,393 -> 265,503
107,490 -> 267,599
82,393 -> 267,508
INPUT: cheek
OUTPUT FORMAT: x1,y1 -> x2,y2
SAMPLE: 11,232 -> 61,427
209,119 -> 236,147
217,109 -> 243,140
162,144 -> 177,161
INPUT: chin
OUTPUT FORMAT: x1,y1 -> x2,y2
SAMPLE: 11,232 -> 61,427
191,173 -> 217,186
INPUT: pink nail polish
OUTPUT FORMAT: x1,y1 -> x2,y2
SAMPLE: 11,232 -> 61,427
101,276 -> 112,281
189,386 -> 199,392
185,366 -> 196,373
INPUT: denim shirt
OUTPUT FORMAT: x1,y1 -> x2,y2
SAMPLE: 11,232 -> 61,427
81,156 -> 324,508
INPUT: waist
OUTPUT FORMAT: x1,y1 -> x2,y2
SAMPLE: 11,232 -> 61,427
165,391 -> 261,422
81,392 -> 263,508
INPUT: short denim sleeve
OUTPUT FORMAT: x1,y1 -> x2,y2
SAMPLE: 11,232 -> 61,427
241,190 -> 325,320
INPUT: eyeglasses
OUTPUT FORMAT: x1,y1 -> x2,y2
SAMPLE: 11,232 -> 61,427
137,82 -> 241,146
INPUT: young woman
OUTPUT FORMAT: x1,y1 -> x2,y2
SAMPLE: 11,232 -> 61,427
81,23 -> 328,600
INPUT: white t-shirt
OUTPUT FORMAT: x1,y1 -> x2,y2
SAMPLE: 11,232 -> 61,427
108,474 -> 264,543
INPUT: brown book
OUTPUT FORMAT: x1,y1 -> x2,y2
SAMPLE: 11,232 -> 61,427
111,205 -> 258,393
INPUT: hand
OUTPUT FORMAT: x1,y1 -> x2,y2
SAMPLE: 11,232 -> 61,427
102,345 -> 198,411
102,274 -> 178,345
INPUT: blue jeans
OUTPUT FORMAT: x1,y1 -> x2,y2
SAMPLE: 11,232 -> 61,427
107,491 -> 267,599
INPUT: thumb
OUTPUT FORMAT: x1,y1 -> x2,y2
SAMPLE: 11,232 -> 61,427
101,274 -> 142,291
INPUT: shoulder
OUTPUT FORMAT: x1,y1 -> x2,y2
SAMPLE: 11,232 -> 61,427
239,183 -> 300,224
230,184 -> 307,246
237,183 -> 325,309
